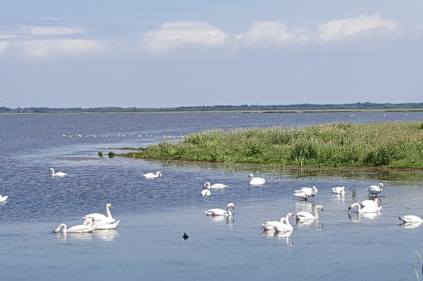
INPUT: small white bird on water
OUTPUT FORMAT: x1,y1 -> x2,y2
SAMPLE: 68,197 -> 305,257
143,171 -> 162,178
0,195 -> 8,203
49,168 -> 68,178
248,174 -> 265,186
366,183 -> 383,196
201,185 -> 211,196
203,182 -> 227,189
53,218 -> 95,233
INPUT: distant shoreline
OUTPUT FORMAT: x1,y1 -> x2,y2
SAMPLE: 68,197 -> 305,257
1,102 -> 423,114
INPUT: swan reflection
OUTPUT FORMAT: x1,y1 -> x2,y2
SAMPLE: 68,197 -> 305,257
261,230 -> 294,245
348,212 -> 381,222
55,232 -> 93,241
93,230 -> 119,241
208,215 -> 235,228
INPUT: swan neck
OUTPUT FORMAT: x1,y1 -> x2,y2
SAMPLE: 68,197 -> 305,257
106,206 -> 112,218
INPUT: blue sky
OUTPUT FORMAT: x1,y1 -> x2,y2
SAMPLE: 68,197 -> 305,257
1,0 -> 422,108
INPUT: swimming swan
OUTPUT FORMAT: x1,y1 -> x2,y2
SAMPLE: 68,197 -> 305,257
296,205 -> 324,221
205,203 -> 234,216
359,198 -> 380,208
0,195 -> 8,202
143,171 -> 162,178
295,186 -> 318,197
294,191 -> 310,201
204,182 -> 227,189
83,217 -> 121,230
49,168 -> 68,178
273,213 -> 295,232
84,203 -> 116,224
54,218 -> 95,233
201,185 -> 211,196
348,202 -> 382,213
261,213 -> 295,231
248,174 -> 265,185
366,183 -> 383,196
332,186 -> 345,194
399,215 -> 423,224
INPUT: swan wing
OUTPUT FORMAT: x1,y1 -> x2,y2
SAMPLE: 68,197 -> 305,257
209,183 -> 227,189
201,189 -> 211,196
205,208 -> 226,216
93,220 -> 120,230
67,224 -> 95,233
296,211 -> 315,220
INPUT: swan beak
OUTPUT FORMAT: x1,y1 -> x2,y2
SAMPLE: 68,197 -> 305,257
322,209 -> 325,213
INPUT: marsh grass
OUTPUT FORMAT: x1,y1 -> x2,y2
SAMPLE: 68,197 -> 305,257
127,122 -> 423,169
414,250 -> 423,280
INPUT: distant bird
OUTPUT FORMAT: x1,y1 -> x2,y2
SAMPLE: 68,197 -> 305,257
49,168 -> 68,178
143,171 -> 162,178
203,182 -> 227,189
332,186 -> 345,194
205,203 -> 235,216
248,174 -> 265,186
0,195 -> 8,203
366,183 -> 383,197
183,233 -> 189,240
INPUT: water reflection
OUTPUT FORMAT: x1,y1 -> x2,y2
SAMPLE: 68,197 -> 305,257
348,212 -> 381,222
54,232 -> 93,241
207,215 -> 235,228
261,230 -> 294,245
93,230 -> 119,241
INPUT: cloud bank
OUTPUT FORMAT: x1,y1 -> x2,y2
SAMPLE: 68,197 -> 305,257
0,14 -> 401,58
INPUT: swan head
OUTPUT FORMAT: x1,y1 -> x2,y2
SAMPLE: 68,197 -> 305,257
227,203 -> 235,209
312,186 -> 317,196
379,183 -> 384,188
248,174 -> 254,179
106,203 -> 113,209
204,182 -> 211,188
316,205 -> 324,212
348,202 -> 360,212
157,172 -> 163,177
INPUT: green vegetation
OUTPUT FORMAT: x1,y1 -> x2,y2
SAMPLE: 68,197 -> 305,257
125,121 -> 423,169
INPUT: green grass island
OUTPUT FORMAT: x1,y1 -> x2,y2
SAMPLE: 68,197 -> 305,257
121,121 -> 423,170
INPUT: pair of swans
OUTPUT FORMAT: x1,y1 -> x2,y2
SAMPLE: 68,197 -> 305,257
261,213 -> 295,232
205,203 -> 234,216
0,195 -> 8,203
201,182 -> 228,196
249,174 -> 265,186
348,202 -> 382,213
294,186 -> 318,201
83,203 -> 120,230
143,171 -> 162,178
366,183 -> 383,196
49,168 -> 68,178
296,205 -> 324,221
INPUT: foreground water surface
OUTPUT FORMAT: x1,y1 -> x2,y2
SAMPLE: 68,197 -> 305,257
0,111 -> 423,281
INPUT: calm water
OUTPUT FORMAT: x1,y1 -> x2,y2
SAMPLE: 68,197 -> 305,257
1,111 -> 423,281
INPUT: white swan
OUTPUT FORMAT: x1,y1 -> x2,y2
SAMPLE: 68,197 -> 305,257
273,213 -> 295,232
54,218 -> 95,233
332,186 -> 345,194
262,213 -> 294,231
366,183 -> 383,196
296,205 -> 324,221
49,168 -> 68,178
248,174 -> 265,185
83,217 -> 121,230
295,186 -> 317,197
143,171 -> 162,178
204,182 -> 227,189
348,202 -> 381,213
0,195 -> 8,203
84,203 -> 116,224
294,191 -> 311,201
201,185 -> 211,197
205,203 -> 234,216
399,215 -> 423,224
358,198 -> 380,208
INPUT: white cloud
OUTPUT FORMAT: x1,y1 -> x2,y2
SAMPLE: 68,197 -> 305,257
140,21 -> 228,53
0,39 -> 104,58
317,13 -> 398,42
238,21 -> 309,47
18,25 -> 88,36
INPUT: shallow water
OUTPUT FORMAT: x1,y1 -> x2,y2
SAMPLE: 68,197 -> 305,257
0,112 -> 423,281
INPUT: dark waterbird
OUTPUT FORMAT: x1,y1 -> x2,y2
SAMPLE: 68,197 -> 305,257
183,233 -> 189,240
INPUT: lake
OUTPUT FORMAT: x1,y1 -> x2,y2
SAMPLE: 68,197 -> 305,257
0,111 -> 423,281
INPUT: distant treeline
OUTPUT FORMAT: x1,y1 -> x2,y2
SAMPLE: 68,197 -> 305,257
1,102 -> 423,114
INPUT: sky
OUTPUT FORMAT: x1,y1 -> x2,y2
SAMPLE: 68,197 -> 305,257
1,0 -> 422,108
